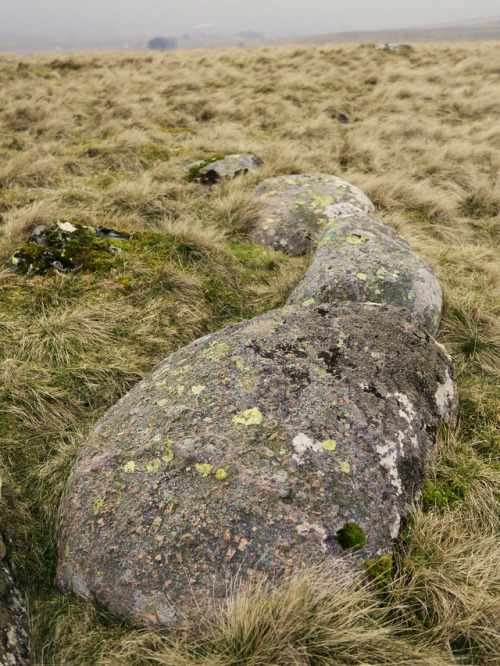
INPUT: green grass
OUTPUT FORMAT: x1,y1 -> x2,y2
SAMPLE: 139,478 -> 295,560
0,41 -> 499,664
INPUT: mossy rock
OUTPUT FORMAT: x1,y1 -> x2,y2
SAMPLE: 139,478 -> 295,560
336,522 -> 367,551
11,221 -> 131,276
186,153 -> 263,183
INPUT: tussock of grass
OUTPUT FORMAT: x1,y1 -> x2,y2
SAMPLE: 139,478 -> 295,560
0,42 -> 499,664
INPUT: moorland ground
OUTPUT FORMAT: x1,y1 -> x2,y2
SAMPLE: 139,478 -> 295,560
0,41 -> 499,664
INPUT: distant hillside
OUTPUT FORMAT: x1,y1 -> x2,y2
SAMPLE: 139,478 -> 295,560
1,15 -> 499,54
281,16 -> 500,46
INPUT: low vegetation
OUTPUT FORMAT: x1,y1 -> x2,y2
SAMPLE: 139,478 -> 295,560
0,41 -> 498,664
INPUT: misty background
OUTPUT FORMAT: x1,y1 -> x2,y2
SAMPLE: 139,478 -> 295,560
1,0 -> 500,39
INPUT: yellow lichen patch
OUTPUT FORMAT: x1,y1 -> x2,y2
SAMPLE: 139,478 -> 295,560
64,544 -> 70,558
177,385 -> 185,395
11,254 -> 19,265
215,468 -> 227,481
322,439 -> 337,451
146,458 -> 162,474
200,342 -> 231,361
302,298 -> 315,306
155,380 -> 168,389
232,407 -> 263,426
195,463 -> 213,477
357,273 -> 368,281
377,267 -> 388,277
123,461 -> 136,473
191,384 -> 206,395
312,195 -> 334,208
345,235 -> 364,245
162,449 -> 174,462
392,270 -> 400,277
91,498 -> 104,515
340,461 -> 351,473
156,398 -> 169,407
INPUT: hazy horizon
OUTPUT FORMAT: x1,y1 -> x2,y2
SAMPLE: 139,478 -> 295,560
1,0 -> 499,39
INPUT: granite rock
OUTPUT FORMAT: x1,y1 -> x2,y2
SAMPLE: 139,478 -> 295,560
287,210 -> 443,334
57,303 -> 457,628
186,154 -> 263,183
0,536 -> 31,666
252,174 -> 375,256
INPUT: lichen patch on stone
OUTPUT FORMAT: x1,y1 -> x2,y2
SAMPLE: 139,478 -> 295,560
232,407 -> 263,426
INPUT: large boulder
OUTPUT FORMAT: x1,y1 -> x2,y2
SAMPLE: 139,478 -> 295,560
287,211 -> 443,334
57,303 -> 457,628
0,536 -> 31,665
252,174 -> 375,256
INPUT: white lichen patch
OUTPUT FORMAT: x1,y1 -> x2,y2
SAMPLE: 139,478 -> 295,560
293,433 -> 322,453
390,392 -> 418,428
232,407 -> 263,426
390,512 -> 401,539
375,442 -> 402,494
57,221 -> 77,233
435,367 -> 455,419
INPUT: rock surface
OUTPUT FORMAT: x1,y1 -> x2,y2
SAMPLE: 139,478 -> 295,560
0,536 -> 31,665
287,211 -> 443,334
57,302 -> 457,628
186,154 -> 263,183
252,174 -> 375,256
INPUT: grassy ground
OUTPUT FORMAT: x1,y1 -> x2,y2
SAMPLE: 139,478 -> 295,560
0,42 -> 498,664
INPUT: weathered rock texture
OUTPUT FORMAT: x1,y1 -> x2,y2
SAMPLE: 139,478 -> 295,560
0,536 -> 31,665
252,174 -> 375,256
57,303 -> 457,628
186,154 -> 263,183
287,211 -> 443,334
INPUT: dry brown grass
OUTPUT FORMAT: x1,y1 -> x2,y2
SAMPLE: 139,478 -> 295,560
0,41 -> 499,664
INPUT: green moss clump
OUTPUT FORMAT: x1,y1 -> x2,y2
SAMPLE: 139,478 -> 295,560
422,477 -> 468,511
12,222 -> 131,276
186,155 -> 225,183
362,555 -> 393,588
336,522 -> 367,551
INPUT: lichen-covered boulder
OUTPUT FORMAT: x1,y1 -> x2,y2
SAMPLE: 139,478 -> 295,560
287,211 -> 443,334
252,174 -> 375,256
0,536 -> 31,665
186,154 -> 263,183
57,303 -> 457,628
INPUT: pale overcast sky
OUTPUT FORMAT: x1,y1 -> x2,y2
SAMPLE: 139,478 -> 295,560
1,0 -> 499,37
